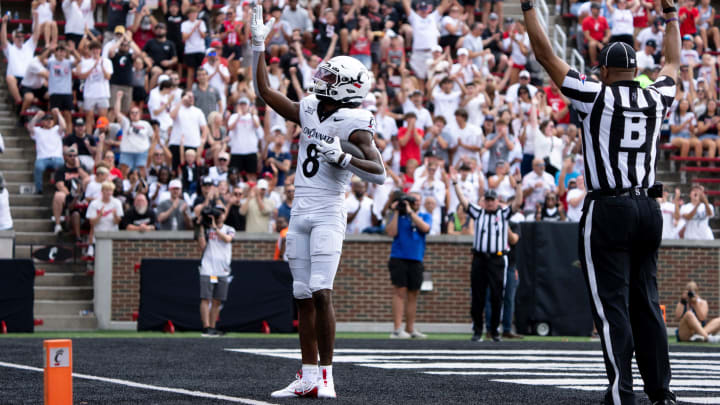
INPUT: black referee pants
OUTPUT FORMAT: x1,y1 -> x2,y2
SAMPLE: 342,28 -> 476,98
470,252 -> 507,336
579,196 -> 673,405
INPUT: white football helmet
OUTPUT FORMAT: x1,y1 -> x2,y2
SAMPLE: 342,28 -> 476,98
312,56 -> 370,105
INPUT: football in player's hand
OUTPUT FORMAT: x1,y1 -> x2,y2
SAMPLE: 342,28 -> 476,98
331,140 -> 366,167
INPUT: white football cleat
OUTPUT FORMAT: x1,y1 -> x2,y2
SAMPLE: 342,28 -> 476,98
707,335 -> 720,344
317,369 -> 336,399
690,334 -> 705,342
390,328 -> 411,339
270,371 -> 318,398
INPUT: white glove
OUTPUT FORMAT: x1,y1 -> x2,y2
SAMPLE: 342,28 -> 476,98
316,137 -> 350,167
250,5 -> 275,52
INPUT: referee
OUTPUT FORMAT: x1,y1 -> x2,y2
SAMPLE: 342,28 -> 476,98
452,177 -> 522,342
522,0 -> 680,404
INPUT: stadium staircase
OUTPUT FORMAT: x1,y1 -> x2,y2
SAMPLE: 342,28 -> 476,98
2,2 -> 96,331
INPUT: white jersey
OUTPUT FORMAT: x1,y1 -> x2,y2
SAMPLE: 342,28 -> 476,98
294,95 -> 375,213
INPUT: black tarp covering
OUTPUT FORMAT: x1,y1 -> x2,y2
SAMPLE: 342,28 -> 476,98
138,259 -> 294,332
0,259 -> 35,332
514,222 -> 594,336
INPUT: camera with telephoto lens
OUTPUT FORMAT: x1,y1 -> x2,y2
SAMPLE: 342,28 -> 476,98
392,190 -> 417,215
200,201 -> 224,228
688,290 -> 695,299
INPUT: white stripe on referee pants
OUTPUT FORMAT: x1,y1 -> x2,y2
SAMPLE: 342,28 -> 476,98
498,255 -> 508,334
583,201 -> 621,405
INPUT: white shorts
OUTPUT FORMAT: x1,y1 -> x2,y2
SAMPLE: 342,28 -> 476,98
84,97 -> 110,112
285,209 -> 347,299
409,49 -> 432,80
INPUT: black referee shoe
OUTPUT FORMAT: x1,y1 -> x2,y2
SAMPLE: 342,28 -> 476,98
652,400 -> 676,405
470,334 -> 483,342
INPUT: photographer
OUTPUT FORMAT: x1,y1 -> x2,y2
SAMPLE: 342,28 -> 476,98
197,200 -> 235,337
674,281 -> 720,343
386,191 -> 431,339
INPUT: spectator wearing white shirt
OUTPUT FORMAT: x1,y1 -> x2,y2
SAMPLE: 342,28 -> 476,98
660,189 -> 684,240
449,48 -> 481,90
521,158 -> 556,213
410,160 -> 446,224
422,116 -> 457,167
431,76 -> 465,128
371,103 -> 398,140
636,20 -> 664,58
147,79 -> 178,142
76,41 -> 113,136
208,152 -> 231,185
0,173 -> 12,231
281,0 -> 314,43
504,70 -> 538,105
487,161 -> 518,203
502,20 -> 530,85
680,185 -> 715,240
452,108 -> 484,165
19,52 -> 49,119
201,49 -> 230,112
401,89 -> 433,131
228,98 -> 262,181
448,163 -> 483,214
438,4 -> 468,53
168,90 -> 208,171
181,6 -> 208,90
62,0 -> 87,46
1,15 -> 40,108
564,176 -> 586,222
86,181 -> 124,257
606,0 -> 639,46
345,179 -> 377,234
635,38 -> 658,70
115,92 -> 153,175
28,110 -> 66,194
401,0 -> 452,80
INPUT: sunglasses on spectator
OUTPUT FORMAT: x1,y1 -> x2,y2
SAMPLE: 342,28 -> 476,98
219,157 -> 228,161
130,110 -> 140,115
66,154 -> 77,157
233,192 -> 242,196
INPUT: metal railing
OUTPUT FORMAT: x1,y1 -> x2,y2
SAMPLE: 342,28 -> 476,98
536,0 -> 549,31
570,48 -> 585,74
552,24 -> 567,62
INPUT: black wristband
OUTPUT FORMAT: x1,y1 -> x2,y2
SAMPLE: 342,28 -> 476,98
663,6 -> 677,13
521,1 -> 533,11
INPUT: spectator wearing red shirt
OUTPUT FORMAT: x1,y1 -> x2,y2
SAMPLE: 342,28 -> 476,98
632,0 -> 655,31
544,81 -> 570,125
679,0 -> 700,37
398,112 -> 424,170
581,3 -> 610,66
130,6 -> 157,50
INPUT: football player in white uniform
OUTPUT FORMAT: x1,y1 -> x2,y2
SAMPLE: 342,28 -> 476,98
251,5 -> 386,399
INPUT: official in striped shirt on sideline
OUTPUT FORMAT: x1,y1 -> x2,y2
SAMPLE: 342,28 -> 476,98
452,173 -> 522,343
522,0 -> 681,403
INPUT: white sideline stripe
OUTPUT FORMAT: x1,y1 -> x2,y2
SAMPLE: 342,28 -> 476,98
561,386 -> 720,393
681,398 -> 720,404
492,378 -> 720,387
354,362 -> 720,372
425,371 -> 719,377
0,361 -> 275,405
226,348 -> 720,358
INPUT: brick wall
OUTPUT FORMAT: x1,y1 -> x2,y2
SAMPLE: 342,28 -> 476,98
107,233 -> 718,328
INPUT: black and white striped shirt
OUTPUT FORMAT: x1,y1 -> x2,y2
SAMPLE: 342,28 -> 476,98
560,69 -> 676,191
467,204 -> 512,254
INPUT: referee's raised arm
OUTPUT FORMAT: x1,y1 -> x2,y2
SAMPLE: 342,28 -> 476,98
656,0 -> 681,83
520,1 -> 570,87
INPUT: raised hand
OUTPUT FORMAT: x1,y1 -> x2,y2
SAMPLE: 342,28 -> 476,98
250,5 -> 275,51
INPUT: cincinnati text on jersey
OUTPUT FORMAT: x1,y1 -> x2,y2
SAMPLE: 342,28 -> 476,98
302,126 -> 335,144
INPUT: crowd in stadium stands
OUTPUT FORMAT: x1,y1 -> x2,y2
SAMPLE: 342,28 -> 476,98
1,0 -> 718,258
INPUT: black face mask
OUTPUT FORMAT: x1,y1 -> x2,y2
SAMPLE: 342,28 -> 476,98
354,191 -> 364,199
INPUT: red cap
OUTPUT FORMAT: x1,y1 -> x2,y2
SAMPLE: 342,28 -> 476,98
96,116 -> 109,129
210,40 -> 222,48
269,56 -> 280,64
263,172 -> 274,179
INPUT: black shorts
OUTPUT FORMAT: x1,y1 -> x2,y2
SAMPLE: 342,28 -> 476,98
222,44 -> 243,60
49,94 -> 74,111
389,257 -> 424,290
65,33 -> 83,47
231,153 -> 258,176
20,85 -> 47,99
609,34 -> 634,47
184,52 -> 205,68
199,275 -> 230,301
132,85 -> 147,103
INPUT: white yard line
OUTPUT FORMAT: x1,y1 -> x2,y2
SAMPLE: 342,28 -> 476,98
0,361 -> 276,405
